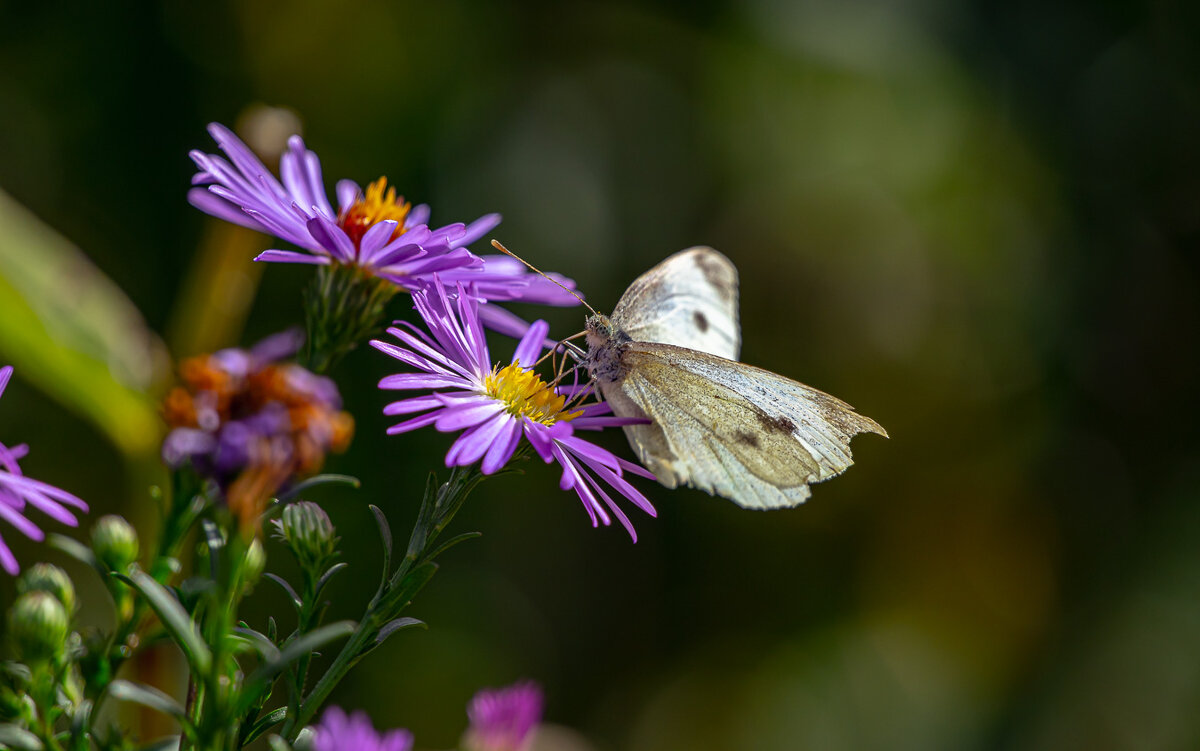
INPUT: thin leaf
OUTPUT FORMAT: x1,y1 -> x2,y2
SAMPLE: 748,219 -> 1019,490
231,627 -> 281,662
115,569 -> 212,676
313,562 -> 348,599
424,530 -> 482,563
380,561 -> 438,615
264,573 -> 302,610
108,679 -> 187,719
200,519 -> 223,577
237,621 -> 356,712
370,504 -> 392,567
276,474 -> 361,502
245,707 -> 289,744
46,533 -> 100,571
0,724 -> 43,751
136,738 -> 182,751
375,617 -> 426,645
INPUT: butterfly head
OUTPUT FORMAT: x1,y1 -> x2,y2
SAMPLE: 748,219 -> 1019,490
583,314 -> 631,384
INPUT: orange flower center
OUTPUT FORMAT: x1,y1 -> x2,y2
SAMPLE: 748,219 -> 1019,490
338,177 -> 411,249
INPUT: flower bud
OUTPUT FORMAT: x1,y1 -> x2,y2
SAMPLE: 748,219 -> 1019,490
17,563 -> 76,614
272,501 -> 338,572
242,538 -> 266,594
91,515 -> 139,572
8,591 -> 69,663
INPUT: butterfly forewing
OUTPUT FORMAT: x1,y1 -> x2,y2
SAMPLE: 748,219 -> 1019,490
610,247 -> 741,360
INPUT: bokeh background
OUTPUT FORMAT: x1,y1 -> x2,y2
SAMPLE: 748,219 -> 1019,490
2,1 -> 1200,749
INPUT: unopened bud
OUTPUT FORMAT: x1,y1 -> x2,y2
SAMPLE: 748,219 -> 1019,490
272,501 -> 338,572
9,591 -> 69,663
17,563 -> 76,614
242,538 -> 266,594
91,515 -> 139,572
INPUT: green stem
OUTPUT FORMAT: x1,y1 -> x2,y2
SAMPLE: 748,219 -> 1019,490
280,464 -> 487,740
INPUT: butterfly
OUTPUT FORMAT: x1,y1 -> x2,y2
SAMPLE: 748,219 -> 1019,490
581,247 -> 887,509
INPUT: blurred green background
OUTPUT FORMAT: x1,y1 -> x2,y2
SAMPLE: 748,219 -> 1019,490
2,0 -> 1200,749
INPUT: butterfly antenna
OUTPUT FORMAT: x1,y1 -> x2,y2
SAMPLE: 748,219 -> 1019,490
491,239 -> 598,316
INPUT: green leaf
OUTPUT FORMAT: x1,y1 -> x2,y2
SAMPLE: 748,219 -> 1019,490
115,568 -> 212,676
424,530 -> 482,563
46,533 -> 101,571
0,724 -> 43,751
313,562 -> 347,600
264,573 -> 302,610
0,188 -> 166,457
136,738 -> 182,751
370,504 -> 392,568
245,707 -> 289,744
276,474 -> 361,503
232,626 -> 281,662
379,561 -> 438,615
374,617 -> 426,645
237,621 -> 356,712
107,679 -> 187,719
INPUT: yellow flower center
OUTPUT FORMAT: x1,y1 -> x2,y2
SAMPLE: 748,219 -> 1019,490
483,363 -> 581,425
338,177 -> 411,248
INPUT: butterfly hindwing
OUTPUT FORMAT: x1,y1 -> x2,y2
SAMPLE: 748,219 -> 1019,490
597,342 -> 886,509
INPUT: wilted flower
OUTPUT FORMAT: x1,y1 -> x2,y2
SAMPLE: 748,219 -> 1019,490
161,331 -> 353,529
312,706 -> 413,751
370,280 -> 657,540
0,366 -> 89,575
464,680 -> 544,751
187,123 -> 580,323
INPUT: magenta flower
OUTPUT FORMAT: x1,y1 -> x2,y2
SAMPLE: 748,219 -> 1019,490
464,681 -> 544,751
0,367 -> 89,575
370,280 -> 657,540
187,123 -> 581,322
312,706 -> 412,751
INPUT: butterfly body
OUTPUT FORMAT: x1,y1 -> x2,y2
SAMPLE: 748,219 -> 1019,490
583,247 -> 885,510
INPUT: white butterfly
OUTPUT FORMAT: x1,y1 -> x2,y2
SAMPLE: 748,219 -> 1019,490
583,247 -> 886,509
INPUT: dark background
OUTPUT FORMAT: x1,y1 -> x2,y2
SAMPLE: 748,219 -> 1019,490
2,1 -> 1199,749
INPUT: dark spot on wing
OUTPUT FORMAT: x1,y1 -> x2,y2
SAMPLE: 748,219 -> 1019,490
734,430 -> 760,448
693,311 -> 709,332
756,412 -> 795,435
693,252 -> 733,301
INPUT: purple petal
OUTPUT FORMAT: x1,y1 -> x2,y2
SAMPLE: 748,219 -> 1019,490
254,250 -> 331,265
450,213 -> 502,249
306,215 -> 356,262
512,320 -> 550,368
434,400 -> 504,432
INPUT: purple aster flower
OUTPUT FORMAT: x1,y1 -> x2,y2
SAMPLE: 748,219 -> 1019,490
0,366 -> 89,575
370,280 -> 657,540
312,706 -> 412,751
187,123 -> 581,322
464,681 -> 544,751
161,332 -> 353,529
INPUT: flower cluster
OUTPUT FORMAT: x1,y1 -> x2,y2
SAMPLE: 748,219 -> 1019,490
372,280 -> 657,540
312,680 -> 543,751
313,706 -> 414,751
464,680 -> 544,751
188,123 -> 580,337
0,366 -> 88,575
161,331 -> 353,527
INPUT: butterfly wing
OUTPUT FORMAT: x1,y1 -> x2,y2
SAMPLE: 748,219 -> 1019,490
597,342 -> 886,509
610,247 -> 741,360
